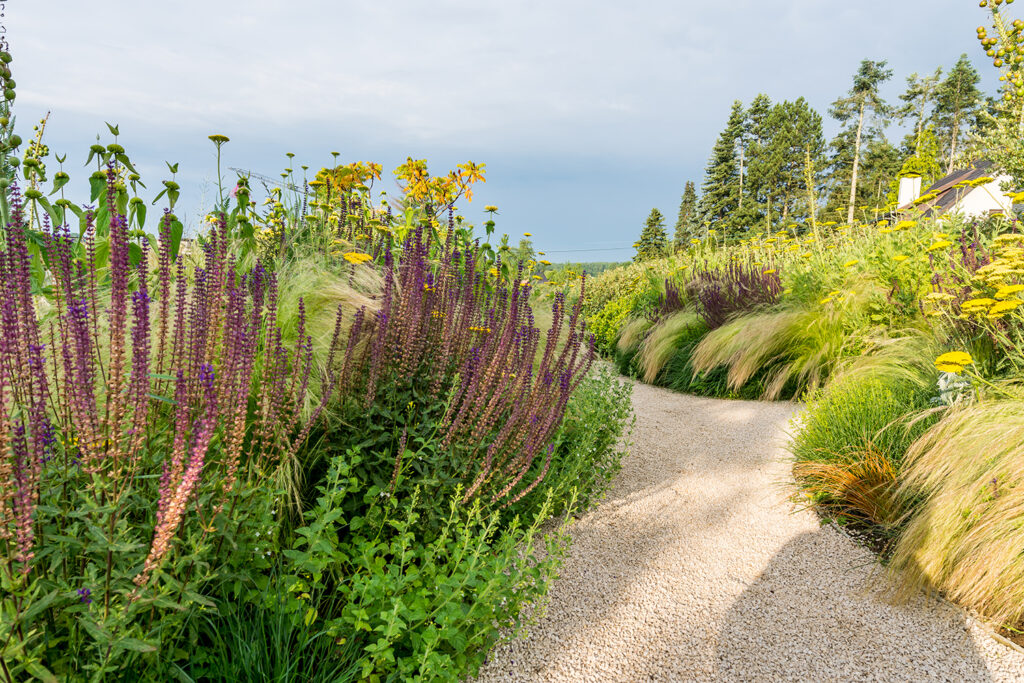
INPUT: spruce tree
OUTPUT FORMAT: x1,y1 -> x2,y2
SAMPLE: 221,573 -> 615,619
674,181 -> 699,247
635,208 -> 668,261
933,54 -> 983,172
828,59 -> 894,224
698,101 -> 745,234
741,94 -> 774,226
743,97 -> 825,230
772,98 -> 826,225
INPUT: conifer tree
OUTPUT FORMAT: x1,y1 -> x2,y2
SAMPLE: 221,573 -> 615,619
674,181 -> 699,247
828,59 -> 894,224
887,125 -> 944,206
933,54 -> 983,171
740,94 -> 773,226
699,101 -> 745,234
898,68 -> 943,154
740,97 -> 825,229
635,208 -> 668,261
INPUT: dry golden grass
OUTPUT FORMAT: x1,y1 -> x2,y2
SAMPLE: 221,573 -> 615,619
890,401 -> 1024,627
793,445 -> 903,527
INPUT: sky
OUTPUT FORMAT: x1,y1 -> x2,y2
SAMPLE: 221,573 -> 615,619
9,0 -> 1002,261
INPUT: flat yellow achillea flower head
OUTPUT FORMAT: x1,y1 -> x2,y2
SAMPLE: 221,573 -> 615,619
343,252 -> 373,265
934,351 -> 973,374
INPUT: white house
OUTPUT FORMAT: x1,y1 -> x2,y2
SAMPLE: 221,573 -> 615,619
896,160 -> 1014,218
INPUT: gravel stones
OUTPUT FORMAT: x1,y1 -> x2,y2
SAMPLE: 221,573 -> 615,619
475,381 -> 1024,682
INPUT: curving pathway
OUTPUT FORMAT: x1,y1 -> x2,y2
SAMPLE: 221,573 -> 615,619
476,380 -> 1024,682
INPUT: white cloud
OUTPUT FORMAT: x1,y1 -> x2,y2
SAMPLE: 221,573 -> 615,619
6,0 -> 1003,257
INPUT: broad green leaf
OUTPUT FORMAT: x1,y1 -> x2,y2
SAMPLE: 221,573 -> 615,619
116,153 -> 139,177
114,637 -> 157,653
128,242 -> 143,268
170,220 -> 183,259
89,176 -> 105,203
24,660 -> 58,683
48,174 -> 70,196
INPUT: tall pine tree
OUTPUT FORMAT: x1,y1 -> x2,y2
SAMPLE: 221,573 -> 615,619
635,208 -> 668,261
933,54 -> 983,172
898,68 -> 943,154
699,101 -> 745,234
828,59 -> 894,224
674,181 -> 699,247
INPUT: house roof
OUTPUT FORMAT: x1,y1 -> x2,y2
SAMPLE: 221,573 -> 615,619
898,160 -> 998,216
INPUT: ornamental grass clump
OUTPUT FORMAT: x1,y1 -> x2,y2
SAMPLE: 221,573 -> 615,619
790,365 -> 938,529
890,401 -> 1024,628
0,171 -> 342,680
689,306 -> 848,400
636,311 -> 703,383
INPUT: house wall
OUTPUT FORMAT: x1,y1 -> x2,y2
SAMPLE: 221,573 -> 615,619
953,175 -> 1014,217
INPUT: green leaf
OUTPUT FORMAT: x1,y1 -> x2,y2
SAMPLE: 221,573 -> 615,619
116,153 -> 139,176
89,175 -> 106,203
23,660 -> 58,683
148,373 -> 178,381
79,617 -> 111,644
35,196 -> 63,228
128,242 -> 143,268
105,122 -> 120,137
132,201 -> 147,229
182,590 -> 215,607
114,637 -> 157,654
92,239 -> 110,270
20,589 -> 60,624
49,173 -> 70,196
170,220 -> 183,259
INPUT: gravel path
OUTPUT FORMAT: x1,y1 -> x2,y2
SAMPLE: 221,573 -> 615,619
476,380 -> 1024,682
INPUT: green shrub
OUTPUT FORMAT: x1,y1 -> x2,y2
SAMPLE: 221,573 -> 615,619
791,372 -> 937,468
528,366 -> 634,517
283,455 -> 574,681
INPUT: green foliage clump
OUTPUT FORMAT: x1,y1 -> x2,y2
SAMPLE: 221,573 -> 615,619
525,366 -> 634,518
791,372 -> 937,469
634,208 -> 668,261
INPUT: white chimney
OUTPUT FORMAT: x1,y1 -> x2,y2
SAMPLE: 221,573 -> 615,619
898,175 -> 922,207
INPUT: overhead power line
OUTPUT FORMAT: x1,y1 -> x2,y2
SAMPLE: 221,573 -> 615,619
542,246 -> 634,253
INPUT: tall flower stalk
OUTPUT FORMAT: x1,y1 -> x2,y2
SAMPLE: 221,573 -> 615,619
0,154 -> 345,677
337,225 -> 595,505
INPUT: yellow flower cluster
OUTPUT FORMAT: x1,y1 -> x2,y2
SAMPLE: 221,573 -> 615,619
393,158 -> 486,205
343,252 -> 373,265
935,351 -> 973,374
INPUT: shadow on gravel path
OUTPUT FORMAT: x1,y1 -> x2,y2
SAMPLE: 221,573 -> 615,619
475,380 -> 1023,682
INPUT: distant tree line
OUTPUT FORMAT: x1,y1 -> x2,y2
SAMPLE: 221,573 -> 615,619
635,53 -> 987,256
